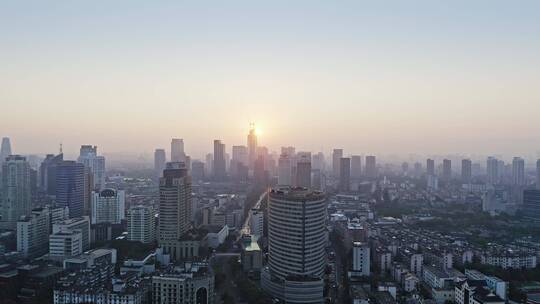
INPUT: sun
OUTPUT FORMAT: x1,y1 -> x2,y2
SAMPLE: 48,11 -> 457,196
255,128 -> 263,136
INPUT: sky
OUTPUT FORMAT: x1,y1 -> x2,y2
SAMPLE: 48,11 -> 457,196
1,0 -> 539,159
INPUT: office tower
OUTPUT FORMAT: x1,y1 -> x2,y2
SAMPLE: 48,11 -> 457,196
523,190 -> 540,220
426,159 -> 435,176
39,153 -> 63,195
231,145 -> 248,178
56,161 -> 85,218
78,145 -> 106,190
537,159 -> 540,189
49,230 -> 82,259
332,149 -> 343,177
247,124 -> 258,168
213,140 -> 226,180
442,159 -> 452,181
17,208 -> 50,258
365,155 -> 377,178
170,138 -> 185,162
461,159 -> 472,183
1,155 -> 32,230
82,167 -> 94,217
249,209 -> 264,237
53,216 -> 91,250
497,160 -> 505,181
339,157 -> 351,192
158,162 -> 192,260
281,146 -> 296,157
262,187 -> 326,304
487,157 -> 499,185
512,157 -> 525,186
402,162 -> 409,175
277,153 -> 293,186
127,205 -> 155,244
351,155 -> 362,179
296,153 -> 312,188
0,137 -> 12,163
351,242 -> 370,277
91,188 -> 125,225
154,149 -> 166,178
205,153 -> 213,176
191,160 -> 205,181
312,152 -> 325,171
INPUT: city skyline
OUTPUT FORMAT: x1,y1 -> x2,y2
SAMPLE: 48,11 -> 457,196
2,1 -> 540,156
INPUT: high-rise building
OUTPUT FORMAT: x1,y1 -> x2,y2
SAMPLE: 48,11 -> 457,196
191,160 -> 205,182
249,209 -> 264,238
1,155 -> 32,230
414,162 -> 422,177
154,149 -> 166,178
39,153 -> 63,195
213,140 -> 226,180
312,152 -> 325,172
56,161 -> 85,218
461,159 -> 472,183
351,242 -> 370,277
247,124 -> 258,168
332,149 -> 343,177
537,159 -> 540,189
127,205 -> 155,244
17,208 -> 50,258
442,159 -> 452,181
170,138 -> 185,162
365,155 -> 377,178
277,153 -> 293,186
0,137 -> 12,163
523,190 -> 540,221
53,216 -> 91,250
91,188 -> 125,225
231,145 -> 248,178
351,155 -> 362,179
78,145 -> 106,190
49,230 -> 82,259
339,157 -> 351,192
426,159 -> 435,176
262,187 -> 326,304
296,152 -> 312,188
512,157 -> 525,186
487,157 -> 499,185
158,162 -> 192,260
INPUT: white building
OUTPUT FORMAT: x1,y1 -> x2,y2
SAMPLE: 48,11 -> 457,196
350,242 -> 370,277
49,231 -> 83,259
151,262 -> 214,304
127,205 -> 155,244
17,208 -> 50,258
78,145 -> 106,190
249,209 -> 264,237
91,188 -> 125,224
53,216 -> 91,250
205,225 -> 228,248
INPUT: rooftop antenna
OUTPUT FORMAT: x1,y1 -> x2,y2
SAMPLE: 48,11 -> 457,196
59,143 -> 63,154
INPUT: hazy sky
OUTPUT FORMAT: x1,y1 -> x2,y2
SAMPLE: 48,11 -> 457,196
1,0 -> 539,159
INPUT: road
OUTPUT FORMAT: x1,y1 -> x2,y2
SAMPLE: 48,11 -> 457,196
238,190 -> 267,239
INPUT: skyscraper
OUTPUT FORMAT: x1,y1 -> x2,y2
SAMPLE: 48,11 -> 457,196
426,159 -> 435,176
1,155 -> 32,230
39,153 -> 63,195
154,149 -> 166,178
332,149 -> 343,177
277,153 -> 293,186
231,145 -> 248,178
262,187 -> 327,303
77,145 -> 106,190
17,208 -> 50,258
0,137 -> 12,163
158,162 -> 192,261
351,155 -> 362,179
56,161 -> 85,218
512,157 -> 525,186
311,152 -> 325,171
127,205 -> 155,244
296,152 -> 312,188
442,159 -> 452,181
365,155 -> 377,178
170,138 -> 185,162
213,140 -> 226,180
91,188 -> 125,225
487,157 -> 499,185
339,157 -> 351,192
351,242 -> 370,277
461,159 -> 472,183
247,124 -> 258,168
